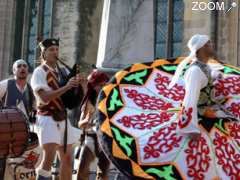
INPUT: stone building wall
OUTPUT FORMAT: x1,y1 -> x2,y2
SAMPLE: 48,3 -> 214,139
216,1 -> 239,65
0,0 -> 16,79
182,0 -> 213,56
52,0 -> 103,76
96,0 -> 154,70
183,0 -> 240,65
52,0 -> 80,67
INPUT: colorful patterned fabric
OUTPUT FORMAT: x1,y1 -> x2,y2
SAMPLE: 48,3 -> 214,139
38,65 -> 65,114
97,57 -> 240,180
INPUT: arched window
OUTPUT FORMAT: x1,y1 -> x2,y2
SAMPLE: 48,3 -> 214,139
155,0 -> 184,59
12,0 -> 53,72
12,0 -> 26,66
26,0 -> 38,71
42,0 -> 53,38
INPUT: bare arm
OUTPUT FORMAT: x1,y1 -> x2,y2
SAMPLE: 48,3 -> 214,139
78,101 -> 95,129
37,76 -> 79,103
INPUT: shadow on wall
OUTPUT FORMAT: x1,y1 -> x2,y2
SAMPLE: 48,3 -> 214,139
76,0 -> 98,73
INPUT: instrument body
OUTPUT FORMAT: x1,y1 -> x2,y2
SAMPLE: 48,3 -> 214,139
0,107 -> 29,158
5,132 -> 43,180
57,59 -> 84,109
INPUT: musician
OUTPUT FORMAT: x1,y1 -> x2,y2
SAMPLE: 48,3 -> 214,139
31,38 -> 83,180
77,69 -> 110,180
0,59 -> 35,179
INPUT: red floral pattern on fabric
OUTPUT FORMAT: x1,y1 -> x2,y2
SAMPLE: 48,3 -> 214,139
226,102 -> 240,118
178,106 -> 193,129
155,73 -> 185,101
143,123 -> 182,159
214,76 -> 240,98
226,122 -> 240,148
124,89 -> 174,110
118,112 -> 174,130
213,132 -> 240,179
184,137 -> 211,180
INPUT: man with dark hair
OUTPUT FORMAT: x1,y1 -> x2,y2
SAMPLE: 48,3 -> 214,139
31,38 -> 83,180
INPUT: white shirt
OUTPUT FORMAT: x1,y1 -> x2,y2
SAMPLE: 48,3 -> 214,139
178,65 -> 208,134
0,79 -> 8,100
31,65 -> 52,106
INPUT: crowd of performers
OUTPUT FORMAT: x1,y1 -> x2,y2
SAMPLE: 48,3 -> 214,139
0,34 -> 239,180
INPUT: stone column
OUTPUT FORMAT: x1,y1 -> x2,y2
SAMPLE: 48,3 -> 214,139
52,0 -> 80,67
75,0 -> 104,75
0,0 -> 16,79
217,1 -> 239,65
182,0 -> 213,56
52,0 -> 104,75
96,0 -> 154,70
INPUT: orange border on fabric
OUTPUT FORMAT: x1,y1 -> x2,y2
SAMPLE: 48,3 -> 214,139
130,63 -> 151,72
153,57 -> 185,64
151,59 -> 171,67
130,160 -> 154,179
102,84 -> 117,96
100,119 -> 113,137
132,160 -> 186,180
112,140 -> 129,160
98,97 -> 108,115
174,57 -> 185,63
224,63 -> 240,71
115,70 -> 130,84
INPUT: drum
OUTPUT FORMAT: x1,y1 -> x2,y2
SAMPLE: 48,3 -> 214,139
0,107 -> 29,158
5,132 -> 43,180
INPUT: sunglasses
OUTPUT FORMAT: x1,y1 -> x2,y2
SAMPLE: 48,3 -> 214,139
17,64 -> 28,68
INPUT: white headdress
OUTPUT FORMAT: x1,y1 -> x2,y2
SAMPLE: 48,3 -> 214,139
12,59 -> 28,72
168,34 -> 210,88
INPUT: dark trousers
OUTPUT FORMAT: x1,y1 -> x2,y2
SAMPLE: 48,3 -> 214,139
0,159 -> 6,180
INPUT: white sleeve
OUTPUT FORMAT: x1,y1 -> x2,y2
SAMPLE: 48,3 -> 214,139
208,63 -> 224,80
30,67 -> 50,93
0,79 -> 8,100
178,66 -> 208,134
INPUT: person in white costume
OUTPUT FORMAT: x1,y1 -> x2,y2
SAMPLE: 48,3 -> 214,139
169,34 -> 225,139
31,38 -> 84,180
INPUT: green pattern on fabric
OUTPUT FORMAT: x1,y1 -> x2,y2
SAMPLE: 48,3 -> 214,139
145,166 -> 176,180
162,65 -> 177,71
224,66 -> 240,74
108,88 -> 123,111
124,69 -> 147,85
111,127 -> 134,157
214,119 -> 228,135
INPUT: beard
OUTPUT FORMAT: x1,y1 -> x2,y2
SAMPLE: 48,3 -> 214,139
17,73 -> 27,80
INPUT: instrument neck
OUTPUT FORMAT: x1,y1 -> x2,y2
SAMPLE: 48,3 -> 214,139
55,57 -> 72,71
